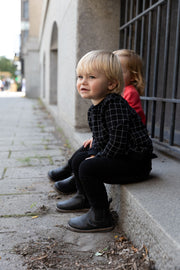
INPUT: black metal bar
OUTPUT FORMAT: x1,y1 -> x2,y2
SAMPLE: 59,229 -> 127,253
119,0 -> 165,30
170,0 -> 180,145
140,0 -> 146,57
119,1 -> 123,48
134,0 -> 139,51
151,5 -> 161,138
144,0 -> 153,125
128,0 -> 133,49
123,0 -> 128,48
159,0 -> 171,142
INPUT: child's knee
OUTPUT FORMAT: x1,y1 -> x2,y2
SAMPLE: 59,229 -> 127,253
79,159 -> 97,179
71,152 -> 89,173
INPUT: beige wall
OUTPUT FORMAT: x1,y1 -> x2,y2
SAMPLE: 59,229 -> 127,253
29,0 -> 43,37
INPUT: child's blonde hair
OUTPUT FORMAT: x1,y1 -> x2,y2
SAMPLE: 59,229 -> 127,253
113,49 -> 145,95
76,50 -> 124,95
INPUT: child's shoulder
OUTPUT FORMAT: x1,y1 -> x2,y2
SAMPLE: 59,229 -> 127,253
124,85 -> 138,94
104,93 -> 127,108
105,93 -> 123,102
89,94 -> 122,111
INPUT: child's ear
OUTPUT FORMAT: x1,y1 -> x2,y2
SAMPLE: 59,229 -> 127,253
108,80 -> 118,91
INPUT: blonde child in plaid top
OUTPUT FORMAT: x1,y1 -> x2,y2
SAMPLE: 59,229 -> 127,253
55,50 -> 154,233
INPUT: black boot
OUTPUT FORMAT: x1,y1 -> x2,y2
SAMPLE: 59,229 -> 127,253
68,207 -> 114,232
54,175 -> 77,194
56,193 -> 90,212
48,163 -> 72,182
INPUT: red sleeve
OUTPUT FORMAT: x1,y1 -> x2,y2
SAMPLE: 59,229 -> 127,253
123,85 -> 146,125
123,87 -> 140,108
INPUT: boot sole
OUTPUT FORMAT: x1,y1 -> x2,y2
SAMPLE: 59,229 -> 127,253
56,207 -> 90,213
54,185 -> 76,195
67,224 -> 114,233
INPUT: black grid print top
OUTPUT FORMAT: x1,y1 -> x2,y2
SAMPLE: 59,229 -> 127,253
88,93 -> 153,159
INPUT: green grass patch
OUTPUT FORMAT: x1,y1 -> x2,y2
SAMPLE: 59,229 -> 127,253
0,213 -> 41,218
1,168 -> 7,179
17,155 -> 54,166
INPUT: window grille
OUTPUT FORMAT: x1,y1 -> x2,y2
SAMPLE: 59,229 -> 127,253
119,0 -> 180,151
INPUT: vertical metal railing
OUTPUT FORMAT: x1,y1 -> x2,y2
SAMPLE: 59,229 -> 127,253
144,0 -> 152,124
169,0 -> 180,145
128,0 -> 133,48
119,0 -> 180,150
134,0 -> 139,51
159,0 -> 171,142
123,0 -> 128,48
139,0 -> 145,57
151,4 -> 161,138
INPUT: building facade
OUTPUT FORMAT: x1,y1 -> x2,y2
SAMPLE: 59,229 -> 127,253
21,0 -> 43,98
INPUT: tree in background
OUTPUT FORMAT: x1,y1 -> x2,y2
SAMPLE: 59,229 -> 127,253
0,56 -> 17,78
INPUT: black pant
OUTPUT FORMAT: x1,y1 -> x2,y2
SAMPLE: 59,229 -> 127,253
68,146 -> 152,208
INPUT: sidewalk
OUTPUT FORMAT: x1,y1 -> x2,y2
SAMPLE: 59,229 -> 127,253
0,94 -> 116,269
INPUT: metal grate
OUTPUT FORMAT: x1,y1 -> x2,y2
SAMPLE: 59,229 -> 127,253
119,0 -> 180,149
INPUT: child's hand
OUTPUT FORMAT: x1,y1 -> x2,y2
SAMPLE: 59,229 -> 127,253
85,155 -> 95,160
83,138 -> 93,148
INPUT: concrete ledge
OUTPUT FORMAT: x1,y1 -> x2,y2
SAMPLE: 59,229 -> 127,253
107,152 -> 180,270
44,102 -> 180,270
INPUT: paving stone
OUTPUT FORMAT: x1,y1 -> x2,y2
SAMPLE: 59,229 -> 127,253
10,149 -> 62,159
3,166 -> 52,179
0,152 -> 10,159
0,157 -> 60,168
0,193 -> 57,216
0,177 -> 55,194
0,144 -> 59,152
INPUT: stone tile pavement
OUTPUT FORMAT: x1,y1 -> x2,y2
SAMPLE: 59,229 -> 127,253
0,93 -> 115,269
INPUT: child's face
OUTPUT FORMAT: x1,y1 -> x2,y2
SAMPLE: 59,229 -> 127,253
119,56 -> 132,86
77,70 -> 114,105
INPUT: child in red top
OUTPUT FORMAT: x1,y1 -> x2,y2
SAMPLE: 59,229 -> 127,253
113,49 -> 146,125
